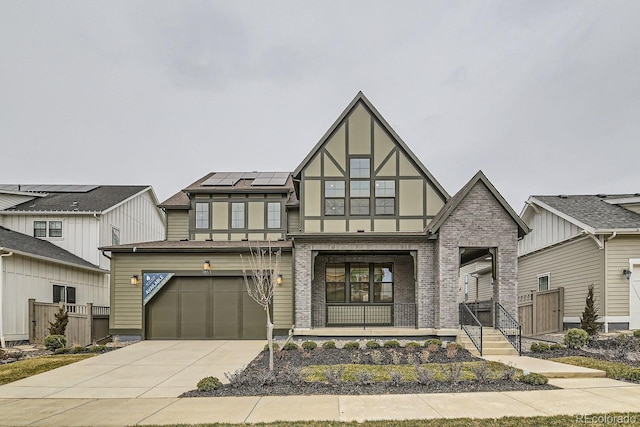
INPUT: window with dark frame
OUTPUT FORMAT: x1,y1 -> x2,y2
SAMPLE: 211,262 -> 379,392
195,202 -> 209,229
48,221 -> 62,237
231,202 -> 245,228
53,285 -> 76,304
267,202 -> 281,228
537,274 -> 549,292
325,181 -> 345,215
349,181 -> 370,215
34,221 -> 46,237
375,180 -> 396,215
324,262 -> 393,304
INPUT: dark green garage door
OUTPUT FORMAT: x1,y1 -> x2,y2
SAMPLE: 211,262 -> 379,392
145,277 -> 266,339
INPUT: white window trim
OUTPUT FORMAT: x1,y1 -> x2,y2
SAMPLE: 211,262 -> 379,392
537,273 -> 550,292
33,219 -> 64,240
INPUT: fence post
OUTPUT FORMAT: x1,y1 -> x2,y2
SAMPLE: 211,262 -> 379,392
87,303 -> 93,345
28,298 -> 36,343
558,287 -> 565,331
531,290 -> 538,335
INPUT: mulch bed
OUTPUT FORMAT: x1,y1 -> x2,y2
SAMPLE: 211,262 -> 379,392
182,346 -> 557,397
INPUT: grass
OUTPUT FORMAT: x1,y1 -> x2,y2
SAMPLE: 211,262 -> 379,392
0,354 -> 95,385
550,356 -> 640,382
146,412 -> 640,426
301,361 -> 515,382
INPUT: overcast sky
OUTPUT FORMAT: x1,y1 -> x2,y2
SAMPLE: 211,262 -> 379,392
2,1 -> 639,212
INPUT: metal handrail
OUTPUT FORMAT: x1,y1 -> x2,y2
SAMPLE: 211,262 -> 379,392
459,303 -> 483,356
494,301 -> 522,355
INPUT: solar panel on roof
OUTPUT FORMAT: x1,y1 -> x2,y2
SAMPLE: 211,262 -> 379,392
0,184 -> 98,193
203,172 -> 266,186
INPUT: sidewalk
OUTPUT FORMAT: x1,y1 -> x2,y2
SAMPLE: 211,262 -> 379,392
0,378 -> 638,426
482,355 -> 606,378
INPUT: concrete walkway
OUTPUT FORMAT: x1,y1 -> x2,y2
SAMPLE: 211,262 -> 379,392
0,340 -> 265,399
0,378 -> 639,425
482,355 -> 606,378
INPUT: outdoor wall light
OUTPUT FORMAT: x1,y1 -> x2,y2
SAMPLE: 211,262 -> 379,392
203,260 -> 212,274
623,269 -> 632,280
276,274 -> 284,285
130,275 -> 140,286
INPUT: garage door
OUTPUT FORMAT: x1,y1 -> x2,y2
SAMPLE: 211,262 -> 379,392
145,277 -> 266,339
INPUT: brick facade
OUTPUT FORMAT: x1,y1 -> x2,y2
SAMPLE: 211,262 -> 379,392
435,181 -> 519,328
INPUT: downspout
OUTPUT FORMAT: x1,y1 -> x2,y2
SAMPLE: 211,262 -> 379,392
0,249 -> 15,348
602,232 -> 617,333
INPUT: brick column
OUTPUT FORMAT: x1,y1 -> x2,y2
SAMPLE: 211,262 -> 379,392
294,243 -> 312,328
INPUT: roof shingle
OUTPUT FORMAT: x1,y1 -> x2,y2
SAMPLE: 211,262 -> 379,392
533,195 -> 640,230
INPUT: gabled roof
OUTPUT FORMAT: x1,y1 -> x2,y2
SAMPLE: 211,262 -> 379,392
158,191 -> 190,209
2,185 -> 151,213
0,226 -> 105,272
526,194 -> 640,232
292,91 -> 450,200
427,170 -> 530,239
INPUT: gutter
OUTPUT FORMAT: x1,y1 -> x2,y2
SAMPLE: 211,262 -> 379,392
0,249 -> 14,348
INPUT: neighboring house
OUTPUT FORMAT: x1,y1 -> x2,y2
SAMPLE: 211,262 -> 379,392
0,226 -> 106,345
103,92 -> 528,344
518,194 -> 640,332
0,185 -> 165,345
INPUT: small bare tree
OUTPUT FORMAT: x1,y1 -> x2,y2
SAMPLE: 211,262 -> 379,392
241,242 -> 281,371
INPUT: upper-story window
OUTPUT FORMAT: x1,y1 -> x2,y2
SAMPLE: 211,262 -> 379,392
350,181 -> 370,215
34,220 -> 63,238
375,180 -> 396,215
537,273 -> 550,291
231,203 -> 245,228
350,158 -> 370,178
325,181 -> 345,215
195,202 -> 209,229
111,227 -> 120,245
267,202 -> 281,228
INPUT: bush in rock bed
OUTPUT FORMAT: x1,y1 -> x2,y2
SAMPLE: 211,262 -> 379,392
197,376 -> 222,392
282,342 -> 299,351
44,335 -> 67,351
383,340 -> 400,348
550,343 -> 564,351
301,341 -> 317,351
564,328 -> 589,349
342,341 -> 360,350
530,342 -> 550,353
424,339 -> 442,348
520,373 -> 549,385
365,340 -> 380,349
634,330 -> 640,338
263,343 -> 280,352
404,341 -> 420,350
322,340 -> 337,349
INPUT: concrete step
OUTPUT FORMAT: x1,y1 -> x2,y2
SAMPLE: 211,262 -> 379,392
458,328 -> 519,356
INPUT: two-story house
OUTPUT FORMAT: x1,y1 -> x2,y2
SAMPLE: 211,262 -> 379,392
0,185 -> 165,344
104,92 -> 528,348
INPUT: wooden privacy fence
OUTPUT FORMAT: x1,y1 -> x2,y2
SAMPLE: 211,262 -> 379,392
28,299 -> 110,346
518,288 -> 564,335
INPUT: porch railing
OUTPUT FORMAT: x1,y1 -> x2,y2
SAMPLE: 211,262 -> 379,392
459,303 -> 483,356
495,301 -> 522,355
312,303 -> 416,328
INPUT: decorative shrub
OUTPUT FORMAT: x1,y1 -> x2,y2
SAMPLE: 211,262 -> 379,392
530,342 -> 550,353
342,341 -> 360,350
424,339 -> 442,348
580,284 -> 602,337
48,307 -> 69,336
70,345 -> 86,354
53,347 -> 69,354
301,341 -> 317,351
263,343 -> 280,351
634,330 -> 640,338
564,328 -> 589,349
404,341 -> 420,350
520,373 -> 549,385
445,342 -> 459,358
282,341 -> 299,351
383,340 -> 400,348
44,335 -> 67,351
322,340 -> 337,349
390,350 -> 402,365
365,340 -> 380,349
550,343 -> 564,351
197,376 -> 222,392
370,350 -> 384,365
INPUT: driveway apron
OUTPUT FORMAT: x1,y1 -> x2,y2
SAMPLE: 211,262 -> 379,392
0,340 -> 265,399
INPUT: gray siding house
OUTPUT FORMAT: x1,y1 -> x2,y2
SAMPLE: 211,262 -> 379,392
518,194 -> 640,331
104,92 -> 528,349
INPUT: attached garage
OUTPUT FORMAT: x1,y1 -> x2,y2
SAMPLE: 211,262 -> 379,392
145,276 -> 267,340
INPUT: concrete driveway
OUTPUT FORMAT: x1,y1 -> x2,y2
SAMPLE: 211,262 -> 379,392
0,340 -> 265,399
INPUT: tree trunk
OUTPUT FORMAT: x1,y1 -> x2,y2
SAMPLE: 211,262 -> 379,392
266,309 -> 274,371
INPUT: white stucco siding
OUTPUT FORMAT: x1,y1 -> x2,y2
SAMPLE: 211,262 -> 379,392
1,253 -> 106,342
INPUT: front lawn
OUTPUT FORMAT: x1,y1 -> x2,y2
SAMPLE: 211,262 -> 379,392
0,354 -> 94,385
550,356 -> 640,383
